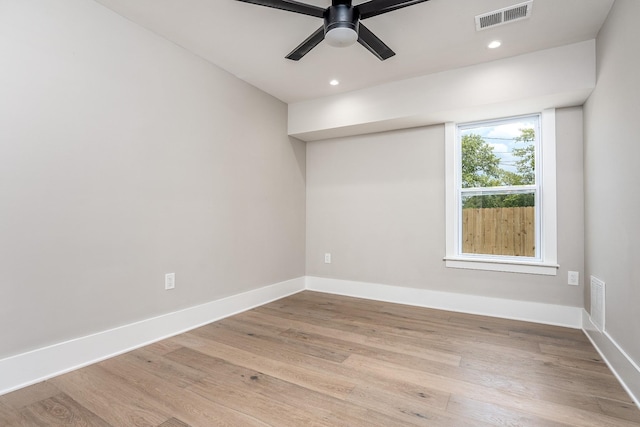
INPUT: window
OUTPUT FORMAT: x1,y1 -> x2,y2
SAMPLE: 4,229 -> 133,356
444,110 -> 558,275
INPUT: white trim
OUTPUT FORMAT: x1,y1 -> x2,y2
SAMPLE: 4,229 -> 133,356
445,121 -> 457,259
444,110 -> 558,276
582,310 -> 640,407
444,257 -> 559,275
0,277 -> 305,396
306,276 -> 582,328
540,109 -> 558,265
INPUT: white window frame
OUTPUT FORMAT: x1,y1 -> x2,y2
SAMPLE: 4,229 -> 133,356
444,109 -> 558,276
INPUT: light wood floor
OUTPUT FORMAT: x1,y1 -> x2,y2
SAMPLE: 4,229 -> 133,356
1,291 -> 639,426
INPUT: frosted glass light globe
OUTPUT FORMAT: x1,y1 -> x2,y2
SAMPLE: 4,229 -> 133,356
325,27 -> 358,47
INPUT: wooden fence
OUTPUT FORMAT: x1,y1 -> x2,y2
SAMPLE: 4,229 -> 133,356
462,206 -> 535,257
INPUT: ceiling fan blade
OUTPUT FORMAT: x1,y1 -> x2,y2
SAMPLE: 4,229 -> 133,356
357,23 -> 395,60
357,0 -> 430,20
236,0 -> 324,18
286,26 -> 325,61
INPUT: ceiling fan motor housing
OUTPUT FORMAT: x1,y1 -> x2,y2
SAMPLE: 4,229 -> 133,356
324,3 -> 360,47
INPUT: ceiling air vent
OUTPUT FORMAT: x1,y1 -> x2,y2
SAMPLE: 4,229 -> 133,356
475,1 -> 533,31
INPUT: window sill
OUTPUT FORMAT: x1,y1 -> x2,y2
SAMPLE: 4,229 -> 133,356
443,256 -> 559,276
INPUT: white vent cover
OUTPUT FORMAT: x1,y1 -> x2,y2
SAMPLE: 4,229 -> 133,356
590,276 -> 606,332
475,1 -> 533,31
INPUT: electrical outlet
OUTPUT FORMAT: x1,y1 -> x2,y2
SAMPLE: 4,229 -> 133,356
568,271 -> 579,286
324,253 -> 331,264
165,273 -> 175,290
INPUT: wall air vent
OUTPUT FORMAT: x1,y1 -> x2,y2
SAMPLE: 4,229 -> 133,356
590,276 -> 606,332
475,1 -> 533,31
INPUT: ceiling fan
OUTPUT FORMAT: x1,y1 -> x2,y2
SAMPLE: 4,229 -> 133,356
236,0 -> 431,61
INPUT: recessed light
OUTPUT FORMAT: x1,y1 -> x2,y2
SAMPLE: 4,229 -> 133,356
488,40 -> 502,49
329,79 -> 340,86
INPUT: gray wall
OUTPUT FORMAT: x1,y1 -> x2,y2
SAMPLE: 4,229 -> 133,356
0,0 -> 305,359
307,108 -> 584,306
584,0 -> 640,364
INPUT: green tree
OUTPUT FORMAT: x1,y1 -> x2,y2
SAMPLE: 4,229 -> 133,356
512,128 -> 535,185
497,127 -> 535,207
461,134 -> 501,188
463,194 -> 507,209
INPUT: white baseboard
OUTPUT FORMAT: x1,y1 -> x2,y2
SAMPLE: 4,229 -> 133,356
0,275 -> 609,398
582,309 -> 640,407
305,276 -> 583,328
0,277 -> 305,396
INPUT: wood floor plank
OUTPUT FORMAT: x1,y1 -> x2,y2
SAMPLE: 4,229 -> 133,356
125,347 -> 209,388
213,317 -> 352,362
540,341 -> 606,362
141,340 -> 184,356
508,328 -> 596,350
0,401 -> 28,427
445,394 -> 572,427
332,305 -> 512,340
188,327 -> 493,427
354,315 -> 545,355
349,333 -> 604,411
278,326 -> 462,369
188,375 -> 336,427
97,353 -> 271,426
184,319 -> 456,410
157,418 -> 191,427
0,381 -> 61,410
1,291 -> 638,427
252,308 -> 478,364
19,393 -> 112,426
344,383 -> 492,427
166,346 -> 444,427
508,322 -> 595,343
461,340 -> 611,376
597,397 -> 640,423
247,307 -> 463,366
49,365 -> 171,427
343,353 -> 639,427
460,352 -> 632,403
255,304 -> 381,336
182,318 -> 558,426
239,308 -> 370,344
170,331 -> 357,400
263,294 -> 547,359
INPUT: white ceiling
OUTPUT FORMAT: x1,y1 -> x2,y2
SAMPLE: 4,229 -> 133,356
92,0 -> 613,104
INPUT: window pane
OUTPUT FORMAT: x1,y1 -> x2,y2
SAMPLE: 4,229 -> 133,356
460,116 -> 537,188
461,191 -> 536,257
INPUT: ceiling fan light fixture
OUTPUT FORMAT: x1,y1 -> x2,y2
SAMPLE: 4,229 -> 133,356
323,3 -> 359,48
325,27 -> 358,47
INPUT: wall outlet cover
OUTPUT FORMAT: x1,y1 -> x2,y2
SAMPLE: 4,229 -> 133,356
165,273 -> 175,290
568,271 -> 579,286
